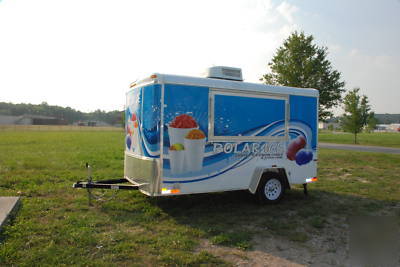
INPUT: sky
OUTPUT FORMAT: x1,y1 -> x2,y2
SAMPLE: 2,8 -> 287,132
0,0 -> 399,114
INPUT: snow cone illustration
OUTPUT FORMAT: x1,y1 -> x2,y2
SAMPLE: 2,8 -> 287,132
287,136 -> 313,165
168,114 -> 198,147
169,143 -> 185,174
184,129 -> 206,172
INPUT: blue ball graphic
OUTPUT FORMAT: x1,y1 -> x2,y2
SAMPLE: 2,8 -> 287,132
295,149 -> 313,165
126,135 -> 132,150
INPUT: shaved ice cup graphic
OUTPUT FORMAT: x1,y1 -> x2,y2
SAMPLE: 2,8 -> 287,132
167,114 -> 198,147
169,149 -> 185,174
167,126 -> 196,174
184,137 -> 206,172
167,115 -> 201,173
167,126 -> 198,147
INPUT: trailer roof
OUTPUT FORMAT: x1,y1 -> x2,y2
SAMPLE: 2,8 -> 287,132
134,73 -> 319,97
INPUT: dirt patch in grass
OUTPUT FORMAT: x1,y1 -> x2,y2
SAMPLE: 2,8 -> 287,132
198,239 -> 305,267
198,222 -> 346,266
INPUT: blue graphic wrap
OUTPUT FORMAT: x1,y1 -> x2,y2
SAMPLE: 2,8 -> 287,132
289,95 -> 317,150
142,84 -> 161,153
125,84 -> 161,158
162,85 -> 289,183
153,84 -> 318,183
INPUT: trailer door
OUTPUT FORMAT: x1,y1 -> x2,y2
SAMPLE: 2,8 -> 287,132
124,84 -> 161,195
125,84 -> 161,157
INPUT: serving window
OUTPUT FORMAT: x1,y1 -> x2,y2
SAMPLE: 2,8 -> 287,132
209,89 -> 288,141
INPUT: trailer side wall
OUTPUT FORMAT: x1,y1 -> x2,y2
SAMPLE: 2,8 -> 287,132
161,84 -> 312,195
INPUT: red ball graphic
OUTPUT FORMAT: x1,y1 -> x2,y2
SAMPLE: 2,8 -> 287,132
287,136 -> 306,160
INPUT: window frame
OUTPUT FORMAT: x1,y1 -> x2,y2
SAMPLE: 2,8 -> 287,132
208,88 -> 289,142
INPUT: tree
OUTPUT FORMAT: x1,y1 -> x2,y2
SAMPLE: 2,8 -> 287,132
261,31 -> 345,120
340,88 -> 371,144
365,112 -> 378,133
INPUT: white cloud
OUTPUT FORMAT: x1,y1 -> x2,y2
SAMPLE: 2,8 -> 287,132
277,1 -> 298,24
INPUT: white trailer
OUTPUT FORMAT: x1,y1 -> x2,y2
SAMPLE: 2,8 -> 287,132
74,67 -> 319,203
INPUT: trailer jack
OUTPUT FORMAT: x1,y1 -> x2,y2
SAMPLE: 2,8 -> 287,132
72,163 -> 142,205
302,183 -> 308,196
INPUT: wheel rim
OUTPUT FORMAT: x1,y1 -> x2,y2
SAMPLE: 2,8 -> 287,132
264,178 -> 282,201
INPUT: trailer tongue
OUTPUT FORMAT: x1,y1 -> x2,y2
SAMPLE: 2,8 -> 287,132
73,179 -> 141,190
72,163 -> 144,205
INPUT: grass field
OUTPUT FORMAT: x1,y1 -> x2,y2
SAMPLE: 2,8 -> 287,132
319,131 -> 400,148
0,125 -> 123,132
0,131 -> 399,265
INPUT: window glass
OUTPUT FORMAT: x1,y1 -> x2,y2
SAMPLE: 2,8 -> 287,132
213,93 -> 286,138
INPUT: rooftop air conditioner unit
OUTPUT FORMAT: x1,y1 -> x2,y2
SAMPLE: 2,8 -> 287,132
204,66 -> 243,81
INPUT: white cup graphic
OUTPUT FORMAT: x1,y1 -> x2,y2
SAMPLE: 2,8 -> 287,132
168,126 -> 197,147
184,138 -> 206,172
169,150 -> 185,174
128,120 -> 141,154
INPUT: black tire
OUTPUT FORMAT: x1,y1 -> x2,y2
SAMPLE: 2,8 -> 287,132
256,174 -> 285,204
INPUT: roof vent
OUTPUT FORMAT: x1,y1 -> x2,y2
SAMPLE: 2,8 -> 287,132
205,66 -> 243,81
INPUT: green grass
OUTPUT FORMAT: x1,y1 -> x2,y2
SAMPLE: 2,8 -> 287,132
319,131 -> 400,148
1,131 -> 400,265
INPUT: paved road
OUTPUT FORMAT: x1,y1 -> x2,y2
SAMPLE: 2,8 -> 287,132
319,142 -> 400,154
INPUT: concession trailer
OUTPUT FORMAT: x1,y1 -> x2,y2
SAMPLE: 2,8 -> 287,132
74,66 -> 319,203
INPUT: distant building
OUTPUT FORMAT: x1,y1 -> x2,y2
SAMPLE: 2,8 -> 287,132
318,121 -> 340,130
376,124 -> 389,131
74,120 -> 111,127
0,115 -> 23,125
389,123 -> 400,132
0,114 -> 67,125
375,124 -> 400,132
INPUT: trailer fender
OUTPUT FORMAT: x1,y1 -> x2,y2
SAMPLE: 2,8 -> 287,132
248,167 -> 290,194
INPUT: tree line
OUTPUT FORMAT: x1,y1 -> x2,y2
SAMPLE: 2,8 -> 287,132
374,114 -> 400,124
0,101 -> 123,126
